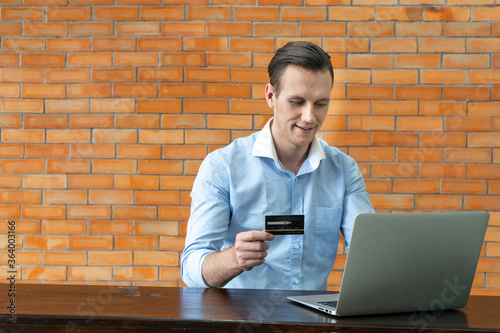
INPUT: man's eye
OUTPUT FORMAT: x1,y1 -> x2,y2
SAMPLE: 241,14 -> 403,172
290,100 -> 303,105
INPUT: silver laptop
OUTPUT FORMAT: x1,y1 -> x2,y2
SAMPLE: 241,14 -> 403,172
288,212 -> 489,317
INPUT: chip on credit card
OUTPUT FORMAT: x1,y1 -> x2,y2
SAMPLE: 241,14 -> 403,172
265,215 -> 304,235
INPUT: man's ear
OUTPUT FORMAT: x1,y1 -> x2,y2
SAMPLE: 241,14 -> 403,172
265,83 -> 275,109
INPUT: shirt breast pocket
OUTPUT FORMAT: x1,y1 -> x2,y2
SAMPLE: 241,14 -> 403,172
314,206 -> 343,256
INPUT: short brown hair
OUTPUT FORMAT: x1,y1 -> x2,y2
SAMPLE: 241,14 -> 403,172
267,41 -> 334,96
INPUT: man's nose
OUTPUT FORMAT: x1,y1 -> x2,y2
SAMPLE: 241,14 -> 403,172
302,104 -> 315,123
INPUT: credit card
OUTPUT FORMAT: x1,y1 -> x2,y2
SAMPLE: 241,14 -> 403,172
265,215 -> 304,235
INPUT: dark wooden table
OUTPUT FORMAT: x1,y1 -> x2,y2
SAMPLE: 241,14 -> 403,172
0,283 -> 499,332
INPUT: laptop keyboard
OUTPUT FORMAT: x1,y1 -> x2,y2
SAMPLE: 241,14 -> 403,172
318,301 -> 338,308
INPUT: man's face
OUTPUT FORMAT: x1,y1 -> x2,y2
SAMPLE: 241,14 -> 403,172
266,65 -> 332,151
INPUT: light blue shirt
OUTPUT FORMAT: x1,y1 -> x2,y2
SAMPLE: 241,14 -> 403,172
181,119 -> 374,290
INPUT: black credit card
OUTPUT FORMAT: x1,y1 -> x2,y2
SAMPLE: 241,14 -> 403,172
265,215 -> 304,235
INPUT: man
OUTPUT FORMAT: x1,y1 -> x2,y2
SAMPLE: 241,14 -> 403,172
181,41 -> 374,290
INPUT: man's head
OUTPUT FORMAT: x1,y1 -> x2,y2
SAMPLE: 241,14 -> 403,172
267,41 -> 334,97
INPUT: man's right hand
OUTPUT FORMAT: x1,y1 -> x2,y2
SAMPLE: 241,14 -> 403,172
201,230 -> 274,288
234,230 -> 275,271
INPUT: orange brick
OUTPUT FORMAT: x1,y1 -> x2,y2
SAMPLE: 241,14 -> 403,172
420,163 -> 466,178
68,52 -> 112,67
185,130 -> 229,145
46,68 -> 90,83
2,37 -> 44,51
24,174 -> 67,189
116,22 -> 159,36
186,5 -> 231,20
67,205 -> 112,220
396,22 -> 442,37
183,37 -> 228,51
116,0 -> 159,3
490,181 -> 500,195
24,114 -> 68,129
281,7 -> 326,21
139,6 -> 182,20
0,174 -> 22,188
42,220 -> 86,235
445,148 -> 491,164
92,159 -> 137,174
207,115 -> 252,130
329,6 -> 374,21
473,6 -> 500,21
325,132 -> 370,147
372,38 -> 417,53
117,145 -> 161,159
159,83 -> 204,98
416,194 -> 462,210
349,147 -> 396,162
139,130 -> 183,144
398,148 -> 443,163
68,84 -> 112,98
394,179 -> 440,194
68,267 -> 112,281
347,85 -> 393,100
421,132 -> 466,147
370,194 -> 414,209
137,99 -> 182,114
23,266 -> 67,281
420,101 -> 466,116
69,115 -> 114,129
89,190 -> 133,205
470,70 -> 500,84
116,114 -> 160,128
465,196 -> 500,211
372,132 -> 419,147
159,236 -> 185,251
69,175 -> 113,189
469,102 -> 500,116
45,129 -> 90,144
22,205 -> 66,220
45,99 -> 89,113
69,236 -> 113,250
47,159 -> 90,174
442,180 -> 487,195
135,221 -> 178,236
90,98 -> 134,114
26,144 -> 69,158
0,205 -> 20,219
43,252 -> 87,265
230,37 -> 274,52
2,129 -> 44,143
423,6 -> 470,21
0,189 -> 40,204
0,22 -> 21,36
206,52 -> 251,68
92,68 -> 135,82
323,38 -> 367,53
396,117 -> 443,131
0,83 -> 20,97
134,251 -> 178,266
135,190 -> 179,205
161,22 -> 205,36
233,6 -> 278,21
21,53 -> 65,67
2,6 -> 44,20
114,176 -> 159,191
47,6 -> 90,21
419,37 -> 465,52
93,129 -> 136,144
468,165 -> 500,180
372,70 -> 418,84
47,38 -> 90,52
114,53 -> 158,67
421,69 -> 467,84
396,86 -> 442,100
348,116 -> 394,131
0,53 -> 18,67
114,266 -> 158,281
92,37 -> 135,51
159,206 -> 190,221
94,6 -> 138,20
25,22 -> 68,37
469,133 -> 500,148
160,52 -> 204,67
69,22 -> 114,36
395,54 -> 441,68
444,86 -> 491,102
231,68 -> 268,84
444,22 -> 491,37
0,115 -> 21,128
468,39 -> 500,53
22,84 -> 66,98
377,6 -> 422,21
445,117 -> 491,132
299,22 -> 345,37
0,144 -> 23,158
207,22 -> 252,36
1,159 -> 45,173
160,115 -> 204,130
138,68 -> 183,82
113,83 -> 157,98
1,99 -> 43,113
115,236 -> 159,250
88,251 -> 133,265
161,176 -> 195,190
184,68 -> 229,83
347,54 -> 393,68
159,267 -> 182,282
43,190 -> 87,204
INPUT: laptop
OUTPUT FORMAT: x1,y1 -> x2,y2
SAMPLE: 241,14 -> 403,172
288,211 -> 489,317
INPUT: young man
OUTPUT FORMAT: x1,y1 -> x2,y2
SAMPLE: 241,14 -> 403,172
181,41 -> 374,290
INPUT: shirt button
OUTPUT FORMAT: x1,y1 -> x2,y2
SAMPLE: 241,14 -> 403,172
294,211 -> 300,215
294,178 -> 298,182
294,279 -> 300,284
294,243 -> 300,249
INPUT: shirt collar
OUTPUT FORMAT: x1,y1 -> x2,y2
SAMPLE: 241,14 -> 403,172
252,118 -> 326,171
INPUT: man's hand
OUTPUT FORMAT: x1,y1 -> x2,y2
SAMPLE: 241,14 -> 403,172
201,230 -> 274,288
234,230 -> 275,271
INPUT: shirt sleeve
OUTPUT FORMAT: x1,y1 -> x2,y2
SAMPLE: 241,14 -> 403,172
181,154 -> 231,288
340,155 -> 375,251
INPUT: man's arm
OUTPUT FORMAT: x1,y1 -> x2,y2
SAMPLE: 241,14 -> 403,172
201,231 -> 274,288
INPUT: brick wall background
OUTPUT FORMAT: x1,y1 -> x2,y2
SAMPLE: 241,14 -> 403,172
0,0 -> 499,294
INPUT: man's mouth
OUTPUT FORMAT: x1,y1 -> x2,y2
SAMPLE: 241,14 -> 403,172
296,124 -> 314,131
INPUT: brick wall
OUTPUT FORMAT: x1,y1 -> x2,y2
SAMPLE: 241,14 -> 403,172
0,0 -> 499,294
